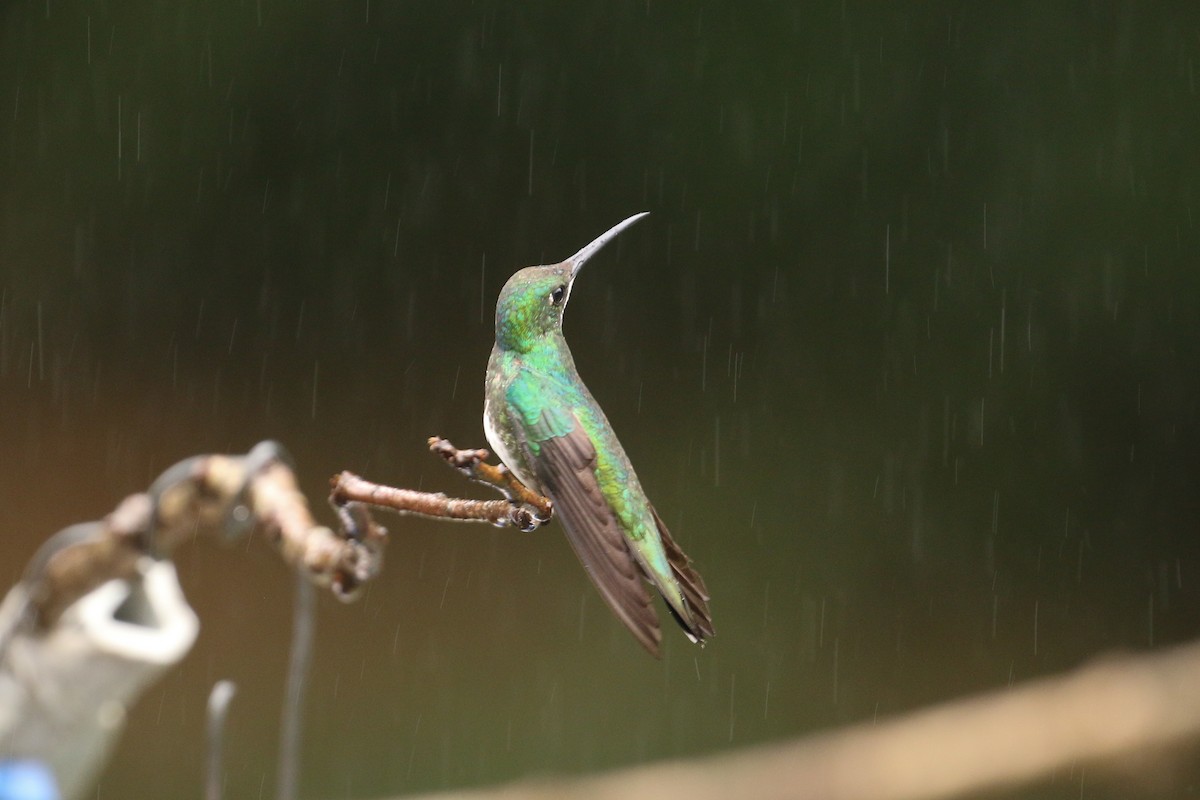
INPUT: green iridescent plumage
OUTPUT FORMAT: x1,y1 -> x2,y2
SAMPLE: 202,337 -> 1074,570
484,214 -> 714,657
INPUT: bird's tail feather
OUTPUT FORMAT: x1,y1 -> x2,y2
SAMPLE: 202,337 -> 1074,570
651,506 -> 716,642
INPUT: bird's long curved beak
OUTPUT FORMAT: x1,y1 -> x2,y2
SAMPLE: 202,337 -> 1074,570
567,212 -> 649,278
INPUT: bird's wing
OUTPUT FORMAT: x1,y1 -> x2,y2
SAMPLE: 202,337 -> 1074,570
507,372 -> 662,656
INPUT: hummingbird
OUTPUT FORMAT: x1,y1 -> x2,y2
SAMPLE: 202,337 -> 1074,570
484,213 -> 714,657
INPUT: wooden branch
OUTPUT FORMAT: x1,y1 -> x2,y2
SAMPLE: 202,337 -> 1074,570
330,472 -> 544,532
387,639 -> 1200,800
328,437 -> 552,532
427,437 -> 553,520
12,434 -> 544,642
11,441 -> 386,637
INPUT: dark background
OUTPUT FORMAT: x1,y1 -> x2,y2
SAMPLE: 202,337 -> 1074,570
2,2 -> 1199,798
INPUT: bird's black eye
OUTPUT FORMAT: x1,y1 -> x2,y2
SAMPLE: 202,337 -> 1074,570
549,285 -> 566,305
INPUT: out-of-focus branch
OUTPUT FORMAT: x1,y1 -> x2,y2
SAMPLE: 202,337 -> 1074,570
10,441 -> 387,642
390,638 -> 1200,800
328,437 -> 552,532
1,441 -> 387,799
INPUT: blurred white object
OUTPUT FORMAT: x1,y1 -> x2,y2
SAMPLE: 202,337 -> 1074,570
0,560 -> 199,800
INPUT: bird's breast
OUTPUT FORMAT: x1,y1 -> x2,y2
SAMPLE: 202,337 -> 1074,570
483,397 -> 538,491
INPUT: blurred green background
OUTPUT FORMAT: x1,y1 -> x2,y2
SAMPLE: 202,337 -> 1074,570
2,2 -> 1199,798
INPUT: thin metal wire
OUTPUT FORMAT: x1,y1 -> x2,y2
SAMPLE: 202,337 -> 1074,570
276,569 -> 316,800
205,680 -> 237,800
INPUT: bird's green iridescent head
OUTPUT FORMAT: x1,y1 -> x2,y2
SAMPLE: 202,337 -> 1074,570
494,213 -> 648,353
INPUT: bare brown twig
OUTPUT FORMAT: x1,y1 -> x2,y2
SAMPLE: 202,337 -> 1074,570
426,437 -> 553,519
14,435 -> 544,640
327,437 -> 552,532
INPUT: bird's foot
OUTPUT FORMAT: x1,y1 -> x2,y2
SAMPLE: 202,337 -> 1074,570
427,436 -> 554,523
